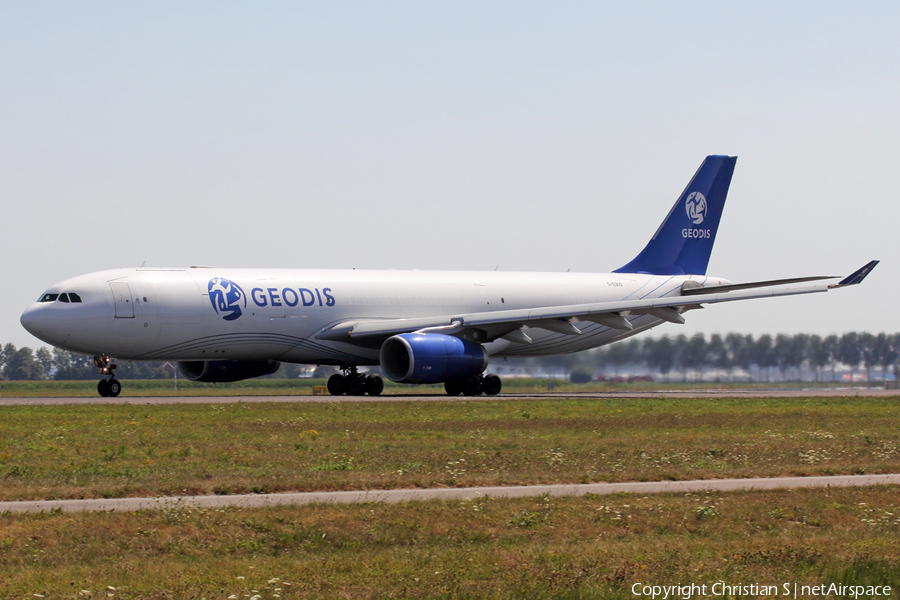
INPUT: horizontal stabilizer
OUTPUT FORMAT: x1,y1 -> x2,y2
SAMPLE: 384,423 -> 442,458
832,260 -> 879,287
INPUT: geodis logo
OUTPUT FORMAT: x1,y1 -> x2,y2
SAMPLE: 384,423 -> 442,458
208,277 -> 337,321
685,191 -> 707,225
208,277 -> 247,321
682,191 -> 711,239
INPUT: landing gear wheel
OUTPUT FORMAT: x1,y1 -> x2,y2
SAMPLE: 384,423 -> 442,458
327,374 -> 344,396
462,377 -> 483,396
444,379 -> 462,396
346,375 -> 364,396
365,375 -> 384,396
482,374 -> 502,396
98,379 -> 111,397
108,379 -> 122,398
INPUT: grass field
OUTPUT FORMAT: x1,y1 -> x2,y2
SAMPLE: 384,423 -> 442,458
0,396 -> 898,501
1,486 -> 898,599
2,393 -> 899,598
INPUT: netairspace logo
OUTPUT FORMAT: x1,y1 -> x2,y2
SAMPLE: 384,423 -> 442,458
208,277 -> 247,321
631,581 -> 893,599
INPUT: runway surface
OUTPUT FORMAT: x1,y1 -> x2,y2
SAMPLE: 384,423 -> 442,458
3,474 -> 899,514
0,388 -> 897,405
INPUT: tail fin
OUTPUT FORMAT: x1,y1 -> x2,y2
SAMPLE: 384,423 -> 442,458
614,155 -> 737,276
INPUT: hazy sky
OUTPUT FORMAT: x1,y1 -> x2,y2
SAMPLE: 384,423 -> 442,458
2,2 -> 898,349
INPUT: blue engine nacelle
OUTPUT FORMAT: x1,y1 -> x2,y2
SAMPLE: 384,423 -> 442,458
379,333 -> 488,384
177,360 -> 280,383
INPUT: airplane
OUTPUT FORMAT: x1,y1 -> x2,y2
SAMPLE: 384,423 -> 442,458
20,155 -> 878,398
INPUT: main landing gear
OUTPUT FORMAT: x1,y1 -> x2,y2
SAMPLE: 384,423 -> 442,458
328,367 -> 384,396
444,374 -> 502,397
94,356 -> 122,398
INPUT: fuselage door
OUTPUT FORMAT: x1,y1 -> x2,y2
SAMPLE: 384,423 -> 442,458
110,281 -> 135,318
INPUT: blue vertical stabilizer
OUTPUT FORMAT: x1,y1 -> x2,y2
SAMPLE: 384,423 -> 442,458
614,155 -> 737,276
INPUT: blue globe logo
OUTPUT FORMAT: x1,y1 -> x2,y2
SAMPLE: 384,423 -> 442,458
208,277 -> 247,321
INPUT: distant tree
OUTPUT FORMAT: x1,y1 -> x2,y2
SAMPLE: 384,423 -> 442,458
5,347 -> 43,380
889,333 -> 900,380
774,334 -> 792,380
725,333 -> 751,381
872,333 -> 896,381
681,333 -> 708,382
837,332 -> 862,382
540,353 -> 581,377
587,347 -> 607,377
35,347 -> 54,379
806,335 -> 831,382
858,332 -> 877,381
775,333 -> 807,381
52,348 -> 95,380
569,367 -> 593,384
753,335 -> 776,382
644,336 -> 676,382
707,334 -> 729,381
1,343 -> 16,378
668,334 -> 687,380
605,339 -> 641,376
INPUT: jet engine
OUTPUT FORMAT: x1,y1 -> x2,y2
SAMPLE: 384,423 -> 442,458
177,360 -> 280,383
379,333 -> 488,384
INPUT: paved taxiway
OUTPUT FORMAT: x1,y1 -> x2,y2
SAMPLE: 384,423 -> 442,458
3,474 -> 899,514
0,388 -> 897,406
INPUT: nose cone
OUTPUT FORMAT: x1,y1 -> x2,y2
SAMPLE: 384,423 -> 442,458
21,303 -> 72,348
20,304 -> 44,337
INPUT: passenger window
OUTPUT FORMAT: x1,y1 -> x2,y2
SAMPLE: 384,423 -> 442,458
69,293 -> 83,303
40,294 -> 59,303
58,293 -> 70,303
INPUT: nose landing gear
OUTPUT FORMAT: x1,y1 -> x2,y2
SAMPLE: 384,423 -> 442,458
327,366 -> 384,396
94,356 -> 122,398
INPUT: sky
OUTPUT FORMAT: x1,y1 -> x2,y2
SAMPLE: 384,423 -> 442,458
1,2 -> 898,349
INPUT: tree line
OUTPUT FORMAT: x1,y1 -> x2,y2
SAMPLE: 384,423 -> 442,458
1,332 -> 898,382
555,332 -> 899,382
0,344 -> 171,381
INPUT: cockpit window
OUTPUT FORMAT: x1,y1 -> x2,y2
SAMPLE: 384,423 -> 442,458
39,293 -> 59,303
69,293 -> 82,303
58,293 -> 70,303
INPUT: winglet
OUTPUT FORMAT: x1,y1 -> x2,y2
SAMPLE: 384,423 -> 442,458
831,260 -> 879,288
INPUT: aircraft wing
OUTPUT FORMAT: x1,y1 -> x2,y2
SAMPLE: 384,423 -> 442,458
317,261 -> 879,343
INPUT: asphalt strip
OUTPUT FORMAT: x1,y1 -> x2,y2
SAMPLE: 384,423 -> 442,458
1,388 -> 898,406
3,474 -> 899,514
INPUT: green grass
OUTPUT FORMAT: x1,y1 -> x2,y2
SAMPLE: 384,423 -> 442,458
0,396 -> 898,501
2,394 -> 899,598
1,486 -> 898,599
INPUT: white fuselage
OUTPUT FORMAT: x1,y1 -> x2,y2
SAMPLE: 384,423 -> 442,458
20,267 -> 728,366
